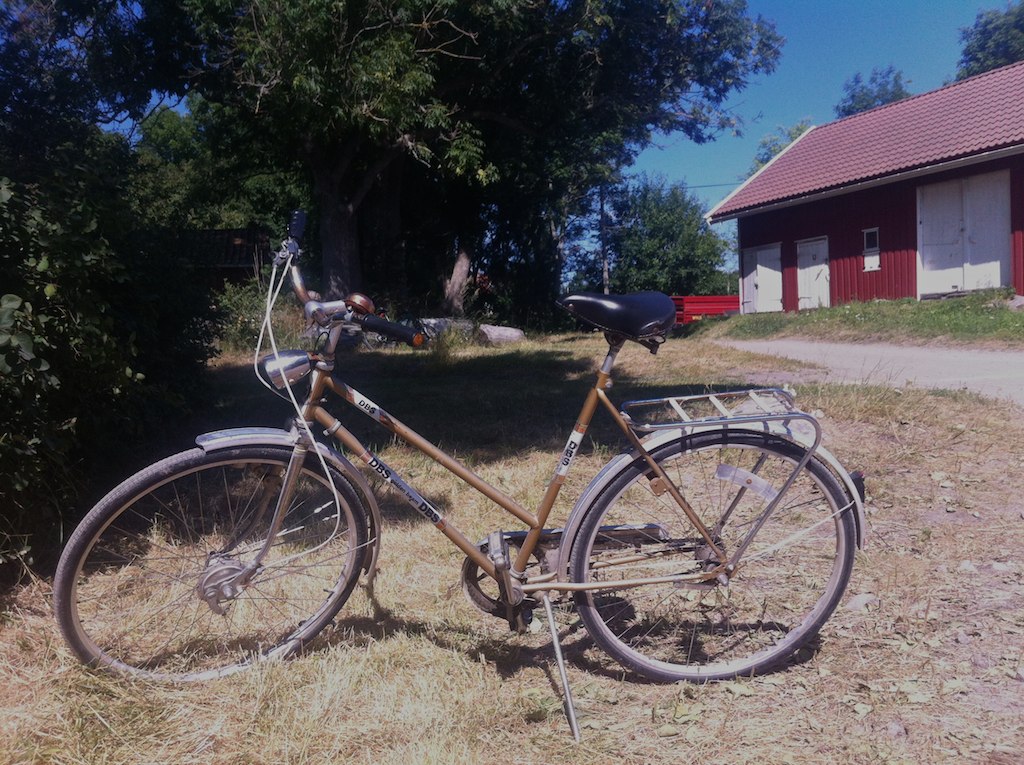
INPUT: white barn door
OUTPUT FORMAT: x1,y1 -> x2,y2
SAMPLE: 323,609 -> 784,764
918,179 -> 964,295
963,170 -> 1010,290
741,244 -> 783,314
797,237 -> 830,309
918,170 -> 1010,296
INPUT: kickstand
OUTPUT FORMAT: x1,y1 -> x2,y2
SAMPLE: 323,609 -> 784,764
541,593 -> 581,743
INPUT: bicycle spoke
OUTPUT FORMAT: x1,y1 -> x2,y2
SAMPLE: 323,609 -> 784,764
572,433 -> 854,681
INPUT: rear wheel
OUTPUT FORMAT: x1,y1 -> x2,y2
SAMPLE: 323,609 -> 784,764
54,446 -> 369,681
569,431 -> 855,682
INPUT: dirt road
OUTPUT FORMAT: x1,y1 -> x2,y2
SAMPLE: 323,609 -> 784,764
714,338 -> 1024,406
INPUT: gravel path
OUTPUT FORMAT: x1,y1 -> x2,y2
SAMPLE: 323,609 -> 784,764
713,338 -> 1024,406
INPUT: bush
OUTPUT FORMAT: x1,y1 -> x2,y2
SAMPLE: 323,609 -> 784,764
0,171 -> 219,570
216,273 -> 308,354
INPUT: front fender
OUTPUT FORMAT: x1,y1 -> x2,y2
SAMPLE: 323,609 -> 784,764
195,427 -> 382,584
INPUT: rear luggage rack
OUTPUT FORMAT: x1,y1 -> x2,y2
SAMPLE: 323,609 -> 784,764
620,388 -> 823,453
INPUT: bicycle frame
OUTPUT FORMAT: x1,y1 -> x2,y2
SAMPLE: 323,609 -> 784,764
288,335 -> 731,596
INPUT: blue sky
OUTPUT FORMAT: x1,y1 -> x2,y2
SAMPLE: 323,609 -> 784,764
631,0 -> 992,211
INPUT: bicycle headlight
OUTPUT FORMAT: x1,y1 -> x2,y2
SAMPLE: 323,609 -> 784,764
261,351 -> 312,389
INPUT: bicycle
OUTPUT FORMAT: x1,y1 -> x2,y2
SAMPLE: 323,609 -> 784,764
53,212 -> 867,740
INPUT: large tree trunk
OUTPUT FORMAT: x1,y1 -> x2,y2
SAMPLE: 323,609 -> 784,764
359,157 -> 406,301
310,141 -> 409,299
442,241 -> 472,316
318,197 -> 361,298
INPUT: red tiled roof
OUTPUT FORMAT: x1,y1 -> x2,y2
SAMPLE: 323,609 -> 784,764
709,61 -> 1024,221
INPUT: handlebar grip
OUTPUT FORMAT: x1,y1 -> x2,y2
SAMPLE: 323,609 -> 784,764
288,210 -> 307,241
359,314 -> 427,348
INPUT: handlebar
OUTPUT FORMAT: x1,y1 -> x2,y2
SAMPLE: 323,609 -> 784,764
277,236 -> 425,348
288,210 -> 307,240
358,313 -> 427,348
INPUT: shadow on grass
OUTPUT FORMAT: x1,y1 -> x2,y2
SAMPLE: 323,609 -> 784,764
23,337 -> 747,583
192,340 -> 743,466
319,590 -> 823,685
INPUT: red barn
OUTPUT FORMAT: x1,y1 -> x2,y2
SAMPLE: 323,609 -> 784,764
708,61 -> 1024,313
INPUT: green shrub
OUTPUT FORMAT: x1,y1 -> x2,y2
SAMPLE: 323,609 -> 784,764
216,273 -> 308,354
0,172 -> 219,569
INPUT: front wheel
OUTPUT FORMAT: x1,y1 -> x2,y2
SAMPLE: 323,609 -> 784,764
569,431 -> 856,682
53,446 -> 369,681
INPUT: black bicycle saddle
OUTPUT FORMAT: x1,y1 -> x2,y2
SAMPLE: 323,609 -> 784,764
557,291 -> 676,340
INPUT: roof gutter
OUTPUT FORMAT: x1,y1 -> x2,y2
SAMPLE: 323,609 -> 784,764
707,142 -> 1024,223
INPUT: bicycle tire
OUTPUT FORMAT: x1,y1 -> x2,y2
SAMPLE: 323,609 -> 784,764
568,430 -> 856,682
54,445 -> 369,681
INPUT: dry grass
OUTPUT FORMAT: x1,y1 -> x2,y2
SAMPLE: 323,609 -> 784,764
3,334 -> 1023,764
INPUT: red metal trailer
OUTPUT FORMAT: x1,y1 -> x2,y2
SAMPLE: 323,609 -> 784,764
671,295 -> 740,324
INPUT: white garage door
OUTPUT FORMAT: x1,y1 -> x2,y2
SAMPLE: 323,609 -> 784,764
918,170 -> 1010,296
741,244 -> 783,314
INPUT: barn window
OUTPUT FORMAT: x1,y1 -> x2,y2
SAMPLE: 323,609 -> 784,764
862,227 -> 880,272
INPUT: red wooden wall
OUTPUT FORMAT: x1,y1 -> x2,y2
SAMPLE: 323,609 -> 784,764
736,154 -> 1024,310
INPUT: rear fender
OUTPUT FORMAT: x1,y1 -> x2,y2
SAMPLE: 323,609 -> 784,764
554,428 -> 867,581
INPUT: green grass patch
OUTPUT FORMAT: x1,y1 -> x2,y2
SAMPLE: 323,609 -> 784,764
694,290 -> 1024,345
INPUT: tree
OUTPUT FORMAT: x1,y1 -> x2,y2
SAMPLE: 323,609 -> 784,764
131,99 -> 309,231
569,177 -> 730,297
834,65 -> 911,118
958,2 -> 1024,79
748,119 -> 813,176
0,2 -> 217,566
180,0 -> 783,301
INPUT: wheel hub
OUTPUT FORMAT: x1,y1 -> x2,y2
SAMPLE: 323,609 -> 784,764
197,555 -> 247,615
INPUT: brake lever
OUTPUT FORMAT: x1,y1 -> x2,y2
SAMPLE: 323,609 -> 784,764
272,246 -> 291,268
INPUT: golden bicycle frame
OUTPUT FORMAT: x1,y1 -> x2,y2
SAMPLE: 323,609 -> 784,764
306,339 -> 732,595
224,248 -> 864,607
193,256 -> 869,742
245,338 -> 864,603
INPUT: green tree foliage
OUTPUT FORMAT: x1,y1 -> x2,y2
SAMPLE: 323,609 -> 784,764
0,0 -> 783,559
180,0 -> 782,309
131,100 -> 309,231
958,2 -> 1024,79
834,65 -> 912,118
748,119 -> 813,176
569,177 -> 730,297
0,3 -> 218,566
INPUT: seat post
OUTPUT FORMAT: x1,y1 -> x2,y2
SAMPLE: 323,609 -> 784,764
600,333 -> 626,376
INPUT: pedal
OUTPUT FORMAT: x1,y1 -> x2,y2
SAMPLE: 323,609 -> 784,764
486,531 -> 525,630
673,580 -> 719,591
512,599 -> 534,634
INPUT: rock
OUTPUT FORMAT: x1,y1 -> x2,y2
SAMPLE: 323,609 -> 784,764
885,720 -> 908,739
970,654 -> 994,670
1007,294 -> 1024,311
475,324 -> 526,345
846,593 -> 880,612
